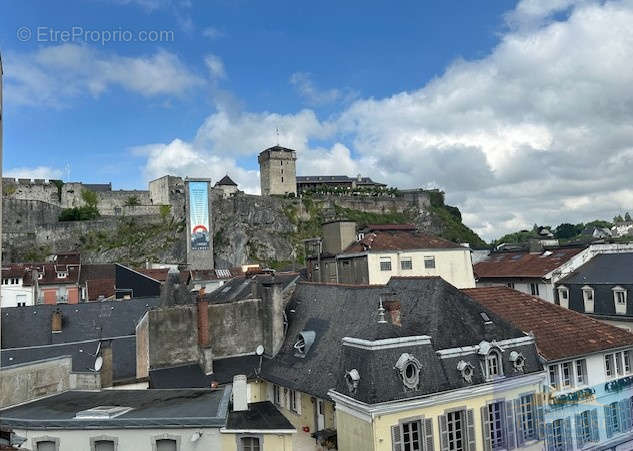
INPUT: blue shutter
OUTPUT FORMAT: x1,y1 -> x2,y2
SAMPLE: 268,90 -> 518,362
563,417 -> 573,451
391,425 -> 402,451
481,406 -> 492,451
424,418 -> 434,451
439,415 -> 448,451
505,400 -> 516,450
545,423 -> 555,451
466,409 -> 476,451
514,399 -> 524,446
536,394 -> 546,439
590,409 -> 600,443
575,414 -> 584,448
620,399 -> 632,431
605,405 -> 614,438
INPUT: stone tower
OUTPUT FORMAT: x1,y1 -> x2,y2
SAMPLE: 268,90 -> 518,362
258,146 -> 297,196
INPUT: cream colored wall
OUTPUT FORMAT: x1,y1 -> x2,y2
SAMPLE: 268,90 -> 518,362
248,379 -> 269,403
16,427 -> 222,451
366,248 -> 475,288
221,433 -> 294,451
335,381 -> 543,451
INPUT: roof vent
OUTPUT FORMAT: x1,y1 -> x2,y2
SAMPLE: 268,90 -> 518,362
75,406 -> 133,420
294,330 -> 316,358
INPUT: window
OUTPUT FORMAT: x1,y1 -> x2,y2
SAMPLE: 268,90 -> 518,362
289,390 -> 300,413
400,257 -> 412,271
394,353 -> 421,390
485,402 -> 506,450
273,384 -> 281,405
576,359 -> 587,385
607,402 -> 621,434
240,437 -> 261,451
486,350 -> 502,379
402,419 -> 422,451
424,256 -> 436,269
613,287 -> 627,314
616,351 -> 624,376
625,351 -> 631,373
582,286 -> 594,312
506,282 -> 515,289
557,287 -> 569,308
530,283 -> 540,296
281,177 -> 284,183
605,354 -> 615,378
561,362 -> 572,388
380,257 -> 392,271
577,410 -> 592,447
94,440 -> 115,451
551,419 -> 564,450
447,410 -> 465,451
549,365 -> 559,390
36,442 -> 57,451
519,394 -> 536,441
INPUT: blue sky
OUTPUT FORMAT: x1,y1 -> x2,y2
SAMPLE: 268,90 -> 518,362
3,0 -> 633,240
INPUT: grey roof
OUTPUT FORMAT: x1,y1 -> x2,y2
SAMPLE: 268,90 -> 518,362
1,297 -> 161,348
149,355 -> 260,388
560,253 -> 633,285
261,277 -> 541,403
296,175 -> 385,186
1,298 -> 162,382
226,402 -> 294,431
215,175 -> 238,186
204,273 -> 300,304
0,388 -> 230,429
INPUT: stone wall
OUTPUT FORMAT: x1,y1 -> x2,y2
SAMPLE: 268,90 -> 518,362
3,199 -> 62,233
147,305 -> 199,370
208,299 -> 263,358
2,178 -> 60,204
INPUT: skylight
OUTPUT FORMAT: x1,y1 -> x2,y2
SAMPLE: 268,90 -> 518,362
75,406 -> 133,419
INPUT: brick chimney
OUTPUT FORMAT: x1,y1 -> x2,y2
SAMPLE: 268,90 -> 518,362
384,300 -> 401,326
197,288 -> 213,374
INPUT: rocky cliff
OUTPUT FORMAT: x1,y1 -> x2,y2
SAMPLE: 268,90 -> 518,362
3,190 -> 486,266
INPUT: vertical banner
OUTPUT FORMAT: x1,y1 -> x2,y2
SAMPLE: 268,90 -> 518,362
189,181 -> 210,250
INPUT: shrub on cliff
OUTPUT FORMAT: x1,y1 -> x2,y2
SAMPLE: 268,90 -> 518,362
59,205 -> 100,221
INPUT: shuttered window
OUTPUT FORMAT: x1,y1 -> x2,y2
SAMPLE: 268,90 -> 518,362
440,409 -> 475,451
482,402 -> 507,450
605,402 -> 621,438
576,410 -> 592,447
392,418 -> 434,451
516,394 -> 536,442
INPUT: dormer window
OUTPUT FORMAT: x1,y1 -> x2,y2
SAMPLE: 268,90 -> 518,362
509,351 -> 526,373
394,353 -> 421,390
57,271 -> 67,279
345,369 -> 360,394
557,286 -> 569,309
582,286 -> 594,313
479,341 -> 504,380
613,287 -> 627,315
293,331 -> 315,358
456,360 -> 474,383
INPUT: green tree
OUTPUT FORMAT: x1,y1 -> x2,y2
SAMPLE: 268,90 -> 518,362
125,195 -> 140,206
554,223 -> 583,239
626,212 -> 632,222
81,189 -> 98,208
614,214 -> 624,223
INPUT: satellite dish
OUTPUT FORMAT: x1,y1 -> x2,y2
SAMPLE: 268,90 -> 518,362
256,345 -> 264,356
93,356 -> 103,372
191,432 -> 201,442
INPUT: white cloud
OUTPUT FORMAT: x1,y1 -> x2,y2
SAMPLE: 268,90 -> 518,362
290,72 -> 358,106
4,166 -> 63,180
137,0 -> 633,241
5,44 -> 203,108
202,27 -> 225,39
204,54 -> 226,79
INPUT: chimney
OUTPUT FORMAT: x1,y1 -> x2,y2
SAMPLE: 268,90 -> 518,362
197,288 -> 209,347
232,375 -> 248,412
100,340 -> 113,388
261,277 -> 284,357
384,299 -> 401,326
161,267 -> 190,306
51,309 -> 63,333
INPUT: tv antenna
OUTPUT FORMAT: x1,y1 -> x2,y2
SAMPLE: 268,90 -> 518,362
275,127 -> 280,146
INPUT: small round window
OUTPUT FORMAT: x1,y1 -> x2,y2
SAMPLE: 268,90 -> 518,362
394,353 -> 421,390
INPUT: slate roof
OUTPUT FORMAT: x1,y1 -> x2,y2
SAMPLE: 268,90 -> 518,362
559,253 -> 633,285
261,277 -> 541,403
342,230 -> 463,254
1,298 -> 162,381
149,355 -> 260,388
216,175 -> 238,186
474,247 -> 585,278
259,145 -> 296,155
296,175 -> 385,186
0,388 -> 230,429
462,286 -> 633,361
204,273 -> 300,304
226,402 -> 294,431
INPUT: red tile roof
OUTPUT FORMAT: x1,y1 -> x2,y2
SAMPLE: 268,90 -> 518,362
462,286 -> 633,361
136,268 -> 170,282
343,230 -> 463,253
86,278 -> 115,301
1,264 -> 30,279
474,247 -> 584,278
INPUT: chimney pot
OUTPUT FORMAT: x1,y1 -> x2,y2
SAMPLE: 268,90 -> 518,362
384,300 -> 401,326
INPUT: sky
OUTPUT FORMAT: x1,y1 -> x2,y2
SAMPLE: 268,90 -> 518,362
2,0 -> 633,241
